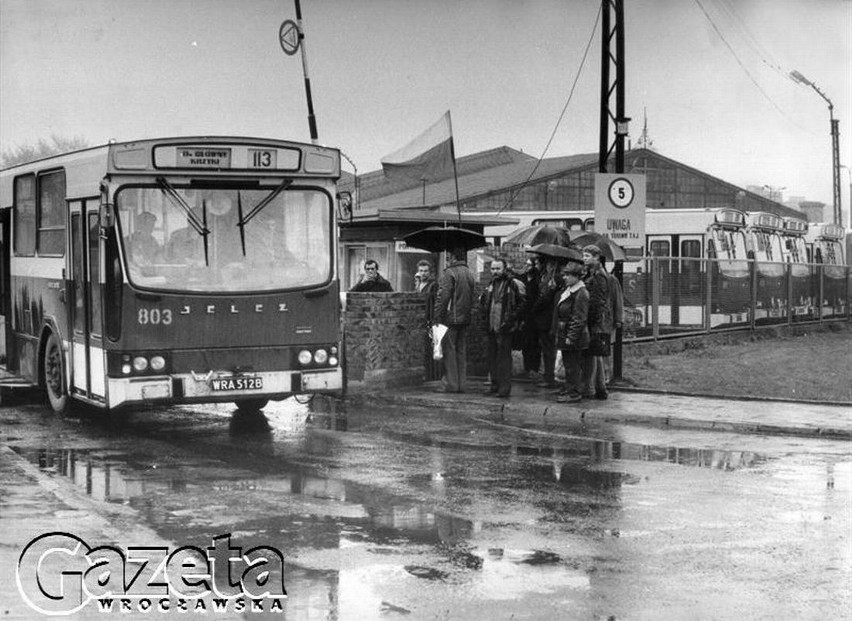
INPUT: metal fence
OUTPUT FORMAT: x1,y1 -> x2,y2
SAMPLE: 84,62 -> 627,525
619,258 -> 852,341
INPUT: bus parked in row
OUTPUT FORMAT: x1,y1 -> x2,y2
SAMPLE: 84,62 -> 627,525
0,136 -> 346,413
486,206 -> 849,330
744,212 -> 786,321
804,222 -> 849,318
780,217 -> 812,317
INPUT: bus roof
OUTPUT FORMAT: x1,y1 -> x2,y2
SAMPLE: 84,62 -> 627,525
746,211 -> 783,231
1,136 -> 341,206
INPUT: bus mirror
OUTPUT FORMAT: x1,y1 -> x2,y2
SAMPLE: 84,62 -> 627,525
100,203 -> 115,228
337,191 -> 353,222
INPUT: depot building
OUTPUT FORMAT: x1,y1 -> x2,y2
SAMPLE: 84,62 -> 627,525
338,146 -> 807,291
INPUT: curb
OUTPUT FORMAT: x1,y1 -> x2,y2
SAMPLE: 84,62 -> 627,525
610,384 -> 852,408
352,391 -> 852,441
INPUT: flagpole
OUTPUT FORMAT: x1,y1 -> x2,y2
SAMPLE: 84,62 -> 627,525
447,112 -> 462,226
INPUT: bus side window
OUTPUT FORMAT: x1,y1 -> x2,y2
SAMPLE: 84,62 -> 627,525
37,170 -> 66,256
104,227 -> 123,342
649,240 -> 670,257
13,174 -> 36,256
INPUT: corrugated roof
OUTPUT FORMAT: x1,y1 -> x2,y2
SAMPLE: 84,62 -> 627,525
343,208 -> 518,227
354,151 -> 597,211
346,146 -> 805,221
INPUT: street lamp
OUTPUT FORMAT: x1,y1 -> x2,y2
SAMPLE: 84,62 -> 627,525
789,70 -> 842,226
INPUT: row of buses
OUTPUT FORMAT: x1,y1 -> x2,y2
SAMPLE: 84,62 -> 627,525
0,137 -> 347,414
486,207 -> 849,332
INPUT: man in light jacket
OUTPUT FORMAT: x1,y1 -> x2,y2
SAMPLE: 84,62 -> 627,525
433,246 -> 476,393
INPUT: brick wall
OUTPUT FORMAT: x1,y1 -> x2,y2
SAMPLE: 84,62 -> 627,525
342,293 -> 430,391
342,286 -> 494,391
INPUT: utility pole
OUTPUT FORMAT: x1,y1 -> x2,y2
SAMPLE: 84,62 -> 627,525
599,0 -> 628,382
599,0 -> 629,174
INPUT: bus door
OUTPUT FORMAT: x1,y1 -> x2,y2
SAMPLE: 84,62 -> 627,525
0,208 -> 12,370
647,236 -> 672,324
678,236 -> 703,325
68,200 -> 105,402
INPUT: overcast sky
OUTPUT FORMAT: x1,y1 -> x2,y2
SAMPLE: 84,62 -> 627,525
1,0 -> 850,209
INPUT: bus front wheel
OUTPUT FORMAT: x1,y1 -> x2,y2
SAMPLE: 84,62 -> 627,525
44,333 -> 69,414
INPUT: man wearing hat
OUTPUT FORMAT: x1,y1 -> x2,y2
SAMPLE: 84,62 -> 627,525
581,244 -> 612,399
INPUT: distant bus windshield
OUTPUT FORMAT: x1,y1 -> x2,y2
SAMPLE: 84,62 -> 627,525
117,184 -> 331,292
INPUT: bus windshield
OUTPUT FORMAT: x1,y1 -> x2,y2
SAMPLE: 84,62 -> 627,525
116,184 -> 331,292
819,240 -> 843,265
709,228 -> 747,260
786,236 -> 808,263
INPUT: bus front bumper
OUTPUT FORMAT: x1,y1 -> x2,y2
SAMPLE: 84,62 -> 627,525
106,368 -> 344,408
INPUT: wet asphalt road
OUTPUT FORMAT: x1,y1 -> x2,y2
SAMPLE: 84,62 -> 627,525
1,396 -> 850,620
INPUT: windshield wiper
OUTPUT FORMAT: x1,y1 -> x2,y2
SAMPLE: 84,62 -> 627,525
237,191 -> 246,257
157,177 -> 210,266
156,178 -> 209,236
237,179 -> 291,229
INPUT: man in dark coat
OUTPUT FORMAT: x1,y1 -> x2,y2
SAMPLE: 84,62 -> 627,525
529,255 -> 561,388
516,257 -> 542,380
416,259 -> 440,380
350,259 -> 393,292
479,257 -> 527,398
581,245 -> 611,399
433,247 -> 476,392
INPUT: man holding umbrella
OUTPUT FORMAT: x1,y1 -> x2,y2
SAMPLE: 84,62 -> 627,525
402,224 -> 485,393
433,246 -> 476,393
525,243 -> 582,389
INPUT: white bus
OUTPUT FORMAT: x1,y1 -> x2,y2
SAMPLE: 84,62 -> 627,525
1,136 -> 346,413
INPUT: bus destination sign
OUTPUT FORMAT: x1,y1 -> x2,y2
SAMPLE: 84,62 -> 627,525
176,147 -> 232,169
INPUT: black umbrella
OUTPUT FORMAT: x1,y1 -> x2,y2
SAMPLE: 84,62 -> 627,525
402,225 -> 487,253
526,243 -> 583,263
504,225 -> 573,247
568,232 -> 627,262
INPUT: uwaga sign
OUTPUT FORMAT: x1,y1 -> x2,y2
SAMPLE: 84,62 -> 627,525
16,532 -> 287,615
594,173 -> 647,250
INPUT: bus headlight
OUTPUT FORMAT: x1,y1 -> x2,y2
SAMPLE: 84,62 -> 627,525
150,356 -> 166,372
314,349 -> 328,364
298,350 -> 313,365
328,356 -> 338,366
133,356 -> 149,372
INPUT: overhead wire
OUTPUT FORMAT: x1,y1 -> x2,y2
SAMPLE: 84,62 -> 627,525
713,0 -> 787,77
495,3 -> 602,216
693,0 -> 814,135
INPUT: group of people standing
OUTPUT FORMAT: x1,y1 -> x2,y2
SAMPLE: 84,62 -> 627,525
348,244 -> 623,404
425,244 -> 622,402
480,244 -> 622,401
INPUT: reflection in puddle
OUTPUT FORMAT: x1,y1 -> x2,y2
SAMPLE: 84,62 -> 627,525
514,438 -> 767,474
8,414 -> 776,621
